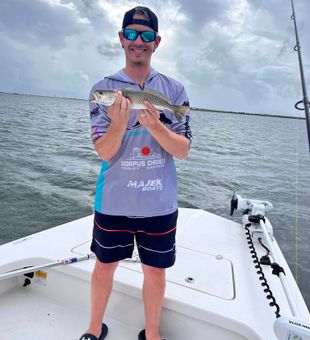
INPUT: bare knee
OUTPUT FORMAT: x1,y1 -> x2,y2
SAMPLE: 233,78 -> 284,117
142,264 -> 165,281
94,260 -> 119,277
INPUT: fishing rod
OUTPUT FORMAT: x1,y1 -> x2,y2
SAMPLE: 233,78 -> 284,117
290,0 -> 310,152
0,253 -> 95,281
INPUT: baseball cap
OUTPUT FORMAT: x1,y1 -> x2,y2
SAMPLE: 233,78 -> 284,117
122,6 -> 158,32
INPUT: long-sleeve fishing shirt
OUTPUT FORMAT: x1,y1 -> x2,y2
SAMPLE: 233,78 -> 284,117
89,68 -> 192,217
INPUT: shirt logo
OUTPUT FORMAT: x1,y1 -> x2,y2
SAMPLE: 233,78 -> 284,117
127,179 -> 163,191
90,106 -> 100,118
121,146 -> 165,171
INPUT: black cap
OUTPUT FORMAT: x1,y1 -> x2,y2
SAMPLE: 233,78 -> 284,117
122,6 -> 158,32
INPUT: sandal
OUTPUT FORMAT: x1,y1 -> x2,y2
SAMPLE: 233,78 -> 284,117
79,323 -> 108,340
138,329 -> 166,340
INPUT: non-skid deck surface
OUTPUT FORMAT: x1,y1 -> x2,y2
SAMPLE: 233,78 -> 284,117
0,287 -> 141,340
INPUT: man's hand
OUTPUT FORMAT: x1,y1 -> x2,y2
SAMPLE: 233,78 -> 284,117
137,100 -> 189,160
137,101 -> 160,129
95,91 -> 131,161
107,91 -> 131,130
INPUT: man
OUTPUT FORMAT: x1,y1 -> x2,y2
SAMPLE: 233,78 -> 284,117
80,6 -> 192,340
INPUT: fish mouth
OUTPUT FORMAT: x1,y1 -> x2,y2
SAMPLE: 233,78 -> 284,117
90,92 -> 100,103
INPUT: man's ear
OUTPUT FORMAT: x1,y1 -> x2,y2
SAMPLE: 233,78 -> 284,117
118,31 -> 124,47
153,35 -> 161,52
155,35 -> 161,48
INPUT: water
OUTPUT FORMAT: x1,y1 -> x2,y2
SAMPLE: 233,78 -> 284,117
0,92 -> 309,308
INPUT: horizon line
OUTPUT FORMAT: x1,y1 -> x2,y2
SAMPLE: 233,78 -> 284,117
0,91 -> 305,120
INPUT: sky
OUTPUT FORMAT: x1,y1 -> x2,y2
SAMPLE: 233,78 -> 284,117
0,0 -> 309,116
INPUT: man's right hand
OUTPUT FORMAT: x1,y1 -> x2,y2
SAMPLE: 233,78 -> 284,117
107,91 -> 131,129
95,91 -> 131,161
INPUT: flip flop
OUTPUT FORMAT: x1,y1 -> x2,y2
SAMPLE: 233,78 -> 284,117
79,323 -> 108,340
138,329 -> 166,340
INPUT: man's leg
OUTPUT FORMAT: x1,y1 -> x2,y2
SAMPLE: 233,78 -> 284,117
86,259 -> 119,337
142,263 -> 166,340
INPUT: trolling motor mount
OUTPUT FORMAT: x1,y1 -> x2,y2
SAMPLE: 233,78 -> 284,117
231,191 -> 310,339
231,192 -> 274,242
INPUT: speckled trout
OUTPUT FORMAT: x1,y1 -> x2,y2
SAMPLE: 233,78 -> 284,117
90,88 -> 189,121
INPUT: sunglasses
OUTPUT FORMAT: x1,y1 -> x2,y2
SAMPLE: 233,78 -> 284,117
122,29 -> 157,42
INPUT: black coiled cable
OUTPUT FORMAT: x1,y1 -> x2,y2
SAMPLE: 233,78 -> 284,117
245,225 -> 281,318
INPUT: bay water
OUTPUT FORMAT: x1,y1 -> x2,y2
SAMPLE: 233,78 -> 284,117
0,92 -> 309,308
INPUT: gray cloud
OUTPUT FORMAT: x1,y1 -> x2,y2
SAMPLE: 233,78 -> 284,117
97,40 -> 123,58
177,0 -> 230,27
0,0 -> 89,49
0,0 -> 309,115
160,0 -> 309,114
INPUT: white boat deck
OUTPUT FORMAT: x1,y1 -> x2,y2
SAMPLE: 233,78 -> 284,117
0,208 -> 309,339
1,283 -> 140,339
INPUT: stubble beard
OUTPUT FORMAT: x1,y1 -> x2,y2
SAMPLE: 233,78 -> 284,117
127,45 -> 152,67
132,60 -> 146,66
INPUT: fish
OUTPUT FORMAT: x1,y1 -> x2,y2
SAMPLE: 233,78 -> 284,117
90,88 -> 189,122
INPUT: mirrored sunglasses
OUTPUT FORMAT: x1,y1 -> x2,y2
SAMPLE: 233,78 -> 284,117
122,29 -> 157,42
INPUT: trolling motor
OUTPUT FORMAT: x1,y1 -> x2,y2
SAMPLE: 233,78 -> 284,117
230,192 -> 273,216
231,192 -> 310,340
230,192 -> 274,242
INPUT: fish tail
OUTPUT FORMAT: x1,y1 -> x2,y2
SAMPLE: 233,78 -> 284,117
173,105 -> 190,122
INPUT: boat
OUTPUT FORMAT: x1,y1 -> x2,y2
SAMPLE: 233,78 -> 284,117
1,0 -> 310,339
0,193 -> 310,339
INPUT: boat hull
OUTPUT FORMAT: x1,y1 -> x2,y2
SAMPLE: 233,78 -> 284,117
0,208 -> 309,339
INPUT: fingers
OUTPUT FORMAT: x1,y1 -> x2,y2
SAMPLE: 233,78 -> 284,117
126,98 -> 132,113
108,93 -> 160,127
137,101 -> 160,127
137,109 -> 147,122
143,101 -> 160,118
115,91 -> 131,113
113,91 -> 123,112
120,96 -> 130,113
108,91 -> 131,125
111,91 -> 129,112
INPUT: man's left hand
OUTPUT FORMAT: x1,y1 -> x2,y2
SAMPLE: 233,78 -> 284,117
137,101 -> 160,129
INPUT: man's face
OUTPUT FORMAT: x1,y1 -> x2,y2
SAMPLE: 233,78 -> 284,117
119,15 -> 161,66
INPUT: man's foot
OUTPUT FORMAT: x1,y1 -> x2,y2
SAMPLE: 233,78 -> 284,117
138,329 -> 166,340
79,323 -> 108,340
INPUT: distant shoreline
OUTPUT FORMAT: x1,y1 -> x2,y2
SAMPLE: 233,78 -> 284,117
0,91 -> 305,120
191,107 -> 305,120
0,91 -> 84,102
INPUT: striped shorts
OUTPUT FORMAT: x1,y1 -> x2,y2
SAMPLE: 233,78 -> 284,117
91,210 -> 178,268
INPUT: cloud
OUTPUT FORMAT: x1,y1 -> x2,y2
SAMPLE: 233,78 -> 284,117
97,40 -> 123,58
153,0 -> 309,114
0,0 -> 309,115
177,0 -> 231,28
0,0 -> 90,49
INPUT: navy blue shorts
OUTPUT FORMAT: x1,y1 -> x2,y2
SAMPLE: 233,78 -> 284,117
91,210 -> 178,268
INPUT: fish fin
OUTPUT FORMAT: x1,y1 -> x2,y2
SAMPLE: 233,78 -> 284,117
143,89 -> 170,102
173,105 -> 190,121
